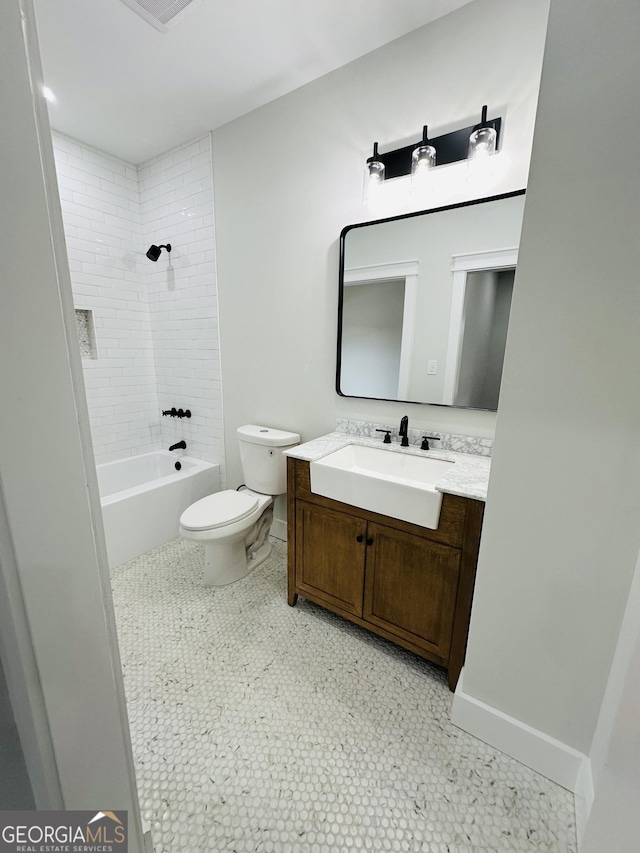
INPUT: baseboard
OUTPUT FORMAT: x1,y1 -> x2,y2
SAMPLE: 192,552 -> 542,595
574,756 -> 594,849
451,668 -> 586,793
271,517 -> 287,542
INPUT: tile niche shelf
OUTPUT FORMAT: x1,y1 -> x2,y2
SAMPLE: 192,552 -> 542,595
75,308 -> 97,359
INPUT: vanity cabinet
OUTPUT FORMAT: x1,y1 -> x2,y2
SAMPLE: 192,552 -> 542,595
287,457 -> 484,691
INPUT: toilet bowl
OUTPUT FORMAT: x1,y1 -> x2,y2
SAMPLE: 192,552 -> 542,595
180,488 -> 274,585
179,425 -> 299,586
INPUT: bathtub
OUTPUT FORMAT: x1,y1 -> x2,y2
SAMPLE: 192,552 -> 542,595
97,450 -> 220,569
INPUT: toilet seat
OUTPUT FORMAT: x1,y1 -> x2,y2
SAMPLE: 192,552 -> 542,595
180,490 -> 260,532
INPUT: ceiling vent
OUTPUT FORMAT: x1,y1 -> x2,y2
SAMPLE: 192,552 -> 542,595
119,0 -> 204,32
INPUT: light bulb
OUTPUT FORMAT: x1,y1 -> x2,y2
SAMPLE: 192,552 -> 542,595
468,126 -> 497,162
411,126 -> 436,193
467,107 -> 497,183
363,143 -> 385,204
411,145 -> 436,191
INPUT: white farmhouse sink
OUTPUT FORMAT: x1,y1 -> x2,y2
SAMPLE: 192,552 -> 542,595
309,444 -> 454,529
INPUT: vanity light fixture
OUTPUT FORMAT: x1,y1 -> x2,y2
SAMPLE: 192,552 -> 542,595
364,106 -> 501,200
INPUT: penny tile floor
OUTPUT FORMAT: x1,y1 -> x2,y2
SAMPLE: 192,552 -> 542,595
111,537 -> 576,853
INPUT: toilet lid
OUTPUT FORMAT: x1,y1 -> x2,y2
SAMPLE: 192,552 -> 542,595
180,490 -> 260,531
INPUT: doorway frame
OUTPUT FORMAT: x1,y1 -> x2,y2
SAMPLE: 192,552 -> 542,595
442,247 -> 518,406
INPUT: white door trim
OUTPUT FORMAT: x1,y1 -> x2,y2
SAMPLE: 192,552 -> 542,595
442,248 -> 518,405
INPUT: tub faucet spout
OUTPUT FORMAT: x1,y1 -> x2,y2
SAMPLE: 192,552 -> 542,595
169,440 -> 186,451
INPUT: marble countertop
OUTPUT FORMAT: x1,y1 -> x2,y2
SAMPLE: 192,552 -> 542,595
285,432 -> 491,502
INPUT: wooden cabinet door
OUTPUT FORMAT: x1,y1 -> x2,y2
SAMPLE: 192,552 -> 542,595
363,522 -> 461,659
295,501 -> 366,617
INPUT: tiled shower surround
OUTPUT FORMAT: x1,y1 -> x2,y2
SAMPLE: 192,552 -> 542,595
141,140 -> 223,465
52,132 -> 223,470
112,537 -> 577,852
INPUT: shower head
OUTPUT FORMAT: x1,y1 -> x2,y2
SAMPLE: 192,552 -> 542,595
146,243 -> 171,262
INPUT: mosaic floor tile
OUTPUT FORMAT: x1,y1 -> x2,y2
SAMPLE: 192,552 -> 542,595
111,538 -> 577,853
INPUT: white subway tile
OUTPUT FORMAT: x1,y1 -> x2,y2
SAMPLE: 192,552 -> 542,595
52,133 -> 85,159
56,133 -> 221,465
80,145 -> 128,176
72,191 -> 119,215
175,216 -> 204,235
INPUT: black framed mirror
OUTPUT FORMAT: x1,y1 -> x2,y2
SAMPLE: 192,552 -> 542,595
336,190 -> 526,411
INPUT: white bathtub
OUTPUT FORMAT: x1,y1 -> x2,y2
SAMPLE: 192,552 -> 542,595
97,450 -> 220,569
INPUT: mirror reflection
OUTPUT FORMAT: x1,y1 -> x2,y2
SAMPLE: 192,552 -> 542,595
337,191 -> 525,410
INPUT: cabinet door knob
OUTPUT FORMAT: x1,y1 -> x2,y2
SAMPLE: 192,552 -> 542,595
356,534 -> 364,543
366,537 -> 374,546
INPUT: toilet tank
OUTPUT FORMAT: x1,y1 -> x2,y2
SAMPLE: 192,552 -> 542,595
237,425 -> 300,495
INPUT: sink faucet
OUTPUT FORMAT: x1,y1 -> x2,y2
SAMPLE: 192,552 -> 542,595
399,415 -> 409,447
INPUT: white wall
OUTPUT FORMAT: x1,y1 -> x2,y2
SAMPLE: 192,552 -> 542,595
458,0 -> 640,772
53,131 -> 224,471
211,0 -> 549,495
0,655 -> 35,807
582,551 -> 640,851
341,280 -> 404,398
0,1 -> 144,843
141,135 -> 224,468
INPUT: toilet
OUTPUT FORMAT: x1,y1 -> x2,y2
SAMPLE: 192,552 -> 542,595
179,425 -> 300,586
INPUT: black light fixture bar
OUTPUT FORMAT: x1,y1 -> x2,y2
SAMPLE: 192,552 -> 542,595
376,116 -> 501,180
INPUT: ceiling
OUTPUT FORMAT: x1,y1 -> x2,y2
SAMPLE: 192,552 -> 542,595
33,0 -> 474,165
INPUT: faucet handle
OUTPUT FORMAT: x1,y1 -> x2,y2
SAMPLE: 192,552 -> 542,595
375,429 -> 392,444
421,435 -> 440,451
